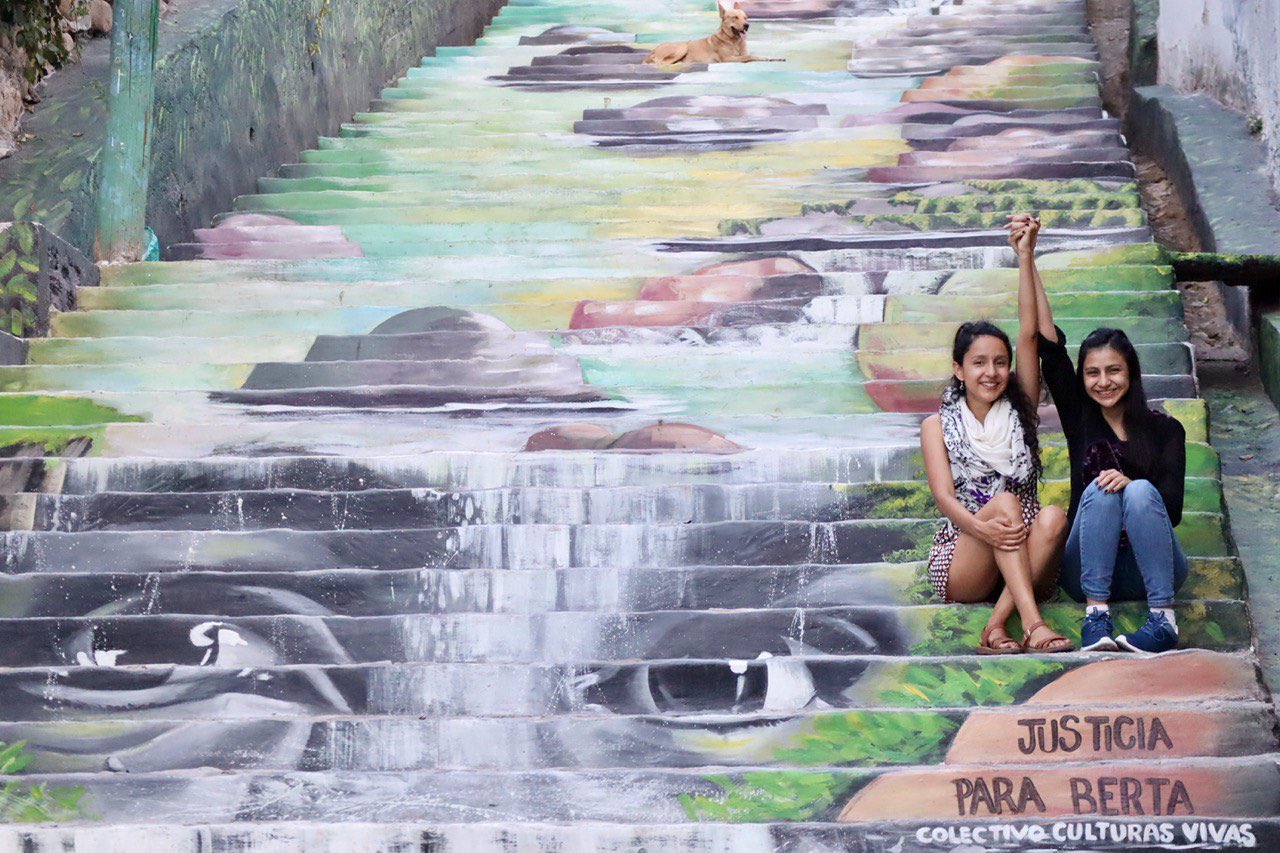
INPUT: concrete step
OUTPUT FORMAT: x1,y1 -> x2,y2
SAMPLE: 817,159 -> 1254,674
5,701 -> 1272,773
6,476 -> 1224,530
0,602 -> 1253,667
0,512 -> 1231,575
0,649 -> 1260,721
7,821 -> 1280,852
0,555 -> 1240,615
1,757 -> 1275,824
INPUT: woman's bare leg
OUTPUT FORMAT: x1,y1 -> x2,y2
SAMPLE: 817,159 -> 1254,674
947,492 -> 1055,644
986,503 -> 1068,626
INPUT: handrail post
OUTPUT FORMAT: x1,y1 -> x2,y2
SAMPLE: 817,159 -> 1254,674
93,0 -> 160,263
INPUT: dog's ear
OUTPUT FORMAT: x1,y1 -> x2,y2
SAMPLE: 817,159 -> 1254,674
718,0 -> 733,16
733,1 -> 743,8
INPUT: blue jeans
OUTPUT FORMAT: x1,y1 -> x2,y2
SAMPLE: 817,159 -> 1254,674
1060,480 -> 1188,608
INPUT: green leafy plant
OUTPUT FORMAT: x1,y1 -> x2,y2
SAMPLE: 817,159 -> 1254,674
0,741 -> 89,823
1,1 -> 83,86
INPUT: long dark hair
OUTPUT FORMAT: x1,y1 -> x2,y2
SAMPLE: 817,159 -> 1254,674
946,321 -> 1042,479
1076,328 -> 1159,473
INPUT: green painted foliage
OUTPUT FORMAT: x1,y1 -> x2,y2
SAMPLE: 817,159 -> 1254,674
0,741 -> 88,823
678,771 -> 856,822
876,660 -> 1064,708
0,223 -> 42,337
774,711 -> 958,766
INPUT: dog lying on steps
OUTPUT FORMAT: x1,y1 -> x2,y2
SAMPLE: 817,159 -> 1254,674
643,2 -> 784,65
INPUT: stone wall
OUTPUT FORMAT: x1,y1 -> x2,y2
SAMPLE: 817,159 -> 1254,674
1156,0 -> 1280,194
0,0 -> 506,254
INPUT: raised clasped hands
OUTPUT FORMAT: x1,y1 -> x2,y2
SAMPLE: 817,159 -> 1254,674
1095,468 -> 1132,494
1004,212 -> 1041,258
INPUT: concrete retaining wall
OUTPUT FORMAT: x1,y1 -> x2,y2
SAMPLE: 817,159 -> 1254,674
1156,0 -> 1280,194
0,0 -> 505,255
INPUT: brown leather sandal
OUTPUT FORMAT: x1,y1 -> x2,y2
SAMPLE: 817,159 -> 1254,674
977,623 -> 1023,655
1021,620 -> 1075,654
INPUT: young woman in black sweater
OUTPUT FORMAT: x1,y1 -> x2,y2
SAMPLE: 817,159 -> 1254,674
1016,215 -> 1188,654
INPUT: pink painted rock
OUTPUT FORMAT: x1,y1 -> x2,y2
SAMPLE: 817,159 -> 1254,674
194,214 -> 363,259
523,423 -> 616,452
569,300 -> 715,330
638,275 -> 764,302
190,241 -> 364,261
945,707 -> 1277,764
864,379 -> 946,414
841,102 -> 973,127
208,214 -> 300,230
948,128 -> 1111,151
636,258 -> 818,302
897,148 -> 1087,166
838,761 -> 1280,822
692,257 -> 815,278
609,422 -> 742,453
1024,651 -> 1265,705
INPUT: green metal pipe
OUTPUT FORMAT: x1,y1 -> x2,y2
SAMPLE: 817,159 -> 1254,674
93,0 -> 160,263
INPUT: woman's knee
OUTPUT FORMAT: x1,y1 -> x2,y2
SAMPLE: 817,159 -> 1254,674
1122,479 -> 1160,502
1082,480 -> 1121,504
1034,504 -> 1068,537
1122,479 -> 1168,518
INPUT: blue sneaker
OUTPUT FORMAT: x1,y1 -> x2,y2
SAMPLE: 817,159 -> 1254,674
1080,609 -> 1117,652
1116,611 -> 1179,654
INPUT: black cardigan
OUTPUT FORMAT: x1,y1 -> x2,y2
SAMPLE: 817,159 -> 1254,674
1039,327 -> 1186,527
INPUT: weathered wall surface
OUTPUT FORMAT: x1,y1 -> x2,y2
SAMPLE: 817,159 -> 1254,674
1156,0 -> 1280,193
0,0 -> 505,254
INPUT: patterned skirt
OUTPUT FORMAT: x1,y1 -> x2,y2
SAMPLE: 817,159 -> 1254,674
926,479 -> 1041,603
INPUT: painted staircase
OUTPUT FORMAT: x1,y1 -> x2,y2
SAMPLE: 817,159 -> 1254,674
0,0 -> 1277,848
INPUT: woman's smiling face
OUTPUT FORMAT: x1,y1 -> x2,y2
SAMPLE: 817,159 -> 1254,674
952,334 -> 1010,406
1082,345 -> 1130,410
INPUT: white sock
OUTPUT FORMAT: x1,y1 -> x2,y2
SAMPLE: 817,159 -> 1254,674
1086,604 -> 1110,616
1153,607 -> 1178,632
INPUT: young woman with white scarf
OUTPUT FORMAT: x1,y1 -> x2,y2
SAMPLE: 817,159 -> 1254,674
919,217 -> 1073,654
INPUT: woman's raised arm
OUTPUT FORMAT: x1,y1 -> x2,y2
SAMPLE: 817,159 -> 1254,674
1008,214 -> 1042,405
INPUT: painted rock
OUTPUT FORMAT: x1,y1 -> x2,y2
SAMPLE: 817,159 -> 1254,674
1023,651 -> 1266,705
945,706 -> 1278,764
609,422 -> 742,453
524,423 -> 616,452
570,300 -> 716,329
838,760 -> 1280,821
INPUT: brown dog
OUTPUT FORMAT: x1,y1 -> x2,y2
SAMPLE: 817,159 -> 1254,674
644,2 -> 784,65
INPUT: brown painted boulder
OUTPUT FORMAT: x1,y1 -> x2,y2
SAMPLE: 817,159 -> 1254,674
838,760 -> 1280,821
1024,651 -> 1265,705
523,422 -> 743,453
946,706 -> 1278,765
523,423 -> 616,452
609,422 -> 742,453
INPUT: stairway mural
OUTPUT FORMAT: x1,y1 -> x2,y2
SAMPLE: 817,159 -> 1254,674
0,0 -> 1277,847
